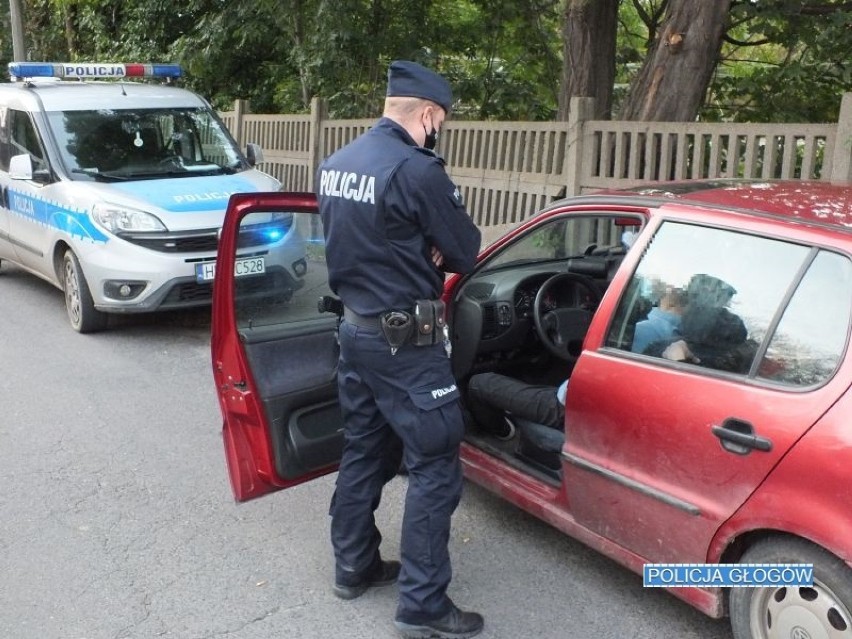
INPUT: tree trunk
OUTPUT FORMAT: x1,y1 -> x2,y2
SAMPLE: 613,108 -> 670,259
290,0 -> 311,109
619,0 -> 731,121
557,0 -> 618,121
64,4 -> 79,60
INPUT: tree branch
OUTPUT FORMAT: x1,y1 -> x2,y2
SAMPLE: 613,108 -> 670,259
631,0 -> 653,29
723,34 -> 771,47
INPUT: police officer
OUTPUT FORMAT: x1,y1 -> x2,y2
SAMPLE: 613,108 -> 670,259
316,60 -> 483,639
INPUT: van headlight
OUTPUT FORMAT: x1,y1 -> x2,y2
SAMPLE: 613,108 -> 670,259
93,203 -> 167,233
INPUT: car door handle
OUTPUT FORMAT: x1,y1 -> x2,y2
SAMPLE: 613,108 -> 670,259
711,418 -> 773,455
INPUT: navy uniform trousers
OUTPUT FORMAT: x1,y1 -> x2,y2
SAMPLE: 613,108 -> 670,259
330,319 -> 464,624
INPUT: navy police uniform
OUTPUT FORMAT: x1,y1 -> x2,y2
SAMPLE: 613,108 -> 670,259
316,61 -> 481,626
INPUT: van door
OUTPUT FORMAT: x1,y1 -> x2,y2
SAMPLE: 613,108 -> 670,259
0,105 -> 13,261
5,109 -> 52,270
211,192 -> 344,502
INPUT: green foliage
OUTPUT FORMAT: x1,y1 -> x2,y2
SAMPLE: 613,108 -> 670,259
707,0 -> 852,122
4,0 -> 850,123
445,0 -> 561,120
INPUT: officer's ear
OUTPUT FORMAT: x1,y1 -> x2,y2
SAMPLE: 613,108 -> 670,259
420,104 -> 435,126
422,103 -> 445,129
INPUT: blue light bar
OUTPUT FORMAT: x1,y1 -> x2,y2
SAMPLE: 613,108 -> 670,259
8,62 -> 182,80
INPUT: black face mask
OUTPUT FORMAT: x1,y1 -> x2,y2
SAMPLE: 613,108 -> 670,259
423,123 -> 439,150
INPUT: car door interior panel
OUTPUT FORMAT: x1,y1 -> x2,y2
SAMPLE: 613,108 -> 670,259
240,318 -> 343,480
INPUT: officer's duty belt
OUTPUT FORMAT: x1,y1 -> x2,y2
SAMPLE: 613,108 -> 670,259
343,307 -> 382,330
344,302 -> 445,353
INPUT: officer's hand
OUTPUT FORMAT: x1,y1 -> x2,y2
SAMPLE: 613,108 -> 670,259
431,246 -> 444,267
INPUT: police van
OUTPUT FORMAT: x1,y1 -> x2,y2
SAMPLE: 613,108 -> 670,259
0,62 -> 306,332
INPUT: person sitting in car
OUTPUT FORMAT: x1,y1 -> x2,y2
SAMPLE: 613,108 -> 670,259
644,273 -> 752,372
631,285 -> 688,354
465,373 -> 567,437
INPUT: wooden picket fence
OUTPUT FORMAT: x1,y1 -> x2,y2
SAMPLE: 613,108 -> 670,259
220,94 -> 852,230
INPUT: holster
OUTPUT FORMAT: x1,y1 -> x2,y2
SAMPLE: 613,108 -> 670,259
380,311 -> 414,351
411,299 -> 446,346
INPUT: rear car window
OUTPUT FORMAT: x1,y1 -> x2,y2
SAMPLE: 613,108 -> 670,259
606,221 -> 852,386
757,250 -> 852,385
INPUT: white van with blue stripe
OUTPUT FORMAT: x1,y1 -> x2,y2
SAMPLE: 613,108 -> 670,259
0,62 -> 306,332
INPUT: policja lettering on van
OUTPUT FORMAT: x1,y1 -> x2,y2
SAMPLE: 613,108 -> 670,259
10,192 -> 36,217
64,64 -> 124,78
173,190 -> 239,204
319,169 -> 376,204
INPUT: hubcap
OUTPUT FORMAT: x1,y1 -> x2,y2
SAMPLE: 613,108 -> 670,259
750,581 -> 852,639
64,259 -> 81,325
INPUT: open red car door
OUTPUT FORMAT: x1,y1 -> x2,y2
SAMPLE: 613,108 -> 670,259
211,192 -> 345,501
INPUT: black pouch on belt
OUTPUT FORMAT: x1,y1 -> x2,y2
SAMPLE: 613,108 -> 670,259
412,299 -> 446,346
381,311 -> 413,354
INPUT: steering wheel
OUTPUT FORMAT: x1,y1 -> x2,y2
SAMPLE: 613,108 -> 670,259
533,272 -> 602,363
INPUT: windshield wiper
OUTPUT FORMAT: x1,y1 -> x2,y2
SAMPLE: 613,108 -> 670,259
130,165 -> 233,179
72,162 -> 236,181
71,168 -> 131,182
183,162 -> 236,174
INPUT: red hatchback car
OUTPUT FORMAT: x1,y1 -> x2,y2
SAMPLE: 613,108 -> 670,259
211,179 -> 852,639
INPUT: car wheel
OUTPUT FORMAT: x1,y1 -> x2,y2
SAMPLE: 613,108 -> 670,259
730,537 -> 852,639
63,249 -> 108,333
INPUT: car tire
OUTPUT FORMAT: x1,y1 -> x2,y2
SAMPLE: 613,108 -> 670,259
63,249 -> 108,333
730,536 -> 852,639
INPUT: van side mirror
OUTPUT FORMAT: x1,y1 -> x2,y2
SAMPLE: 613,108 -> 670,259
9,153 -> 33,180
9,153 -> 51,184
245,143 -> 264,167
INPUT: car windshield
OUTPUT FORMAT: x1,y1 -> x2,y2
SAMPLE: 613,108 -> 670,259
45,107 -> 244,181
480,215 -> 643,272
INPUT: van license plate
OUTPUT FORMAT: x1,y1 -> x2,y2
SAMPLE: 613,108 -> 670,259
195,257 -> 265,283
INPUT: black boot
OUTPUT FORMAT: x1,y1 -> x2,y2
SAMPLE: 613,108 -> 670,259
394,604 -> 484,639
333,560 -> 401,600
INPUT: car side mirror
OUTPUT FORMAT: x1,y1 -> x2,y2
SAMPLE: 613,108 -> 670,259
245,143 -> 264,167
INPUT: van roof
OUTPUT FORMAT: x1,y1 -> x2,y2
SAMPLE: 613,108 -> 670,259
0,80 -> 206,112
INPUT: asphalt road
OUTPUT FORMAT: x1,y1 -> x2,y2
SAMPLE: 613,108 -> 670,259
0,261 -> 734,639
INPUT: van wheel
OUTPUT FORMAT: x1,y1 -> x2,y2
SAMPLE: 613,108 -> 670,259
730,537 -> 852,639
63,249 -> 108,333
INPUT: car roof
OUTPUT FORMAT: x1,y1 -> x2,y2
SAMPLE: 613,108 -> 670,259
0,80 -> 205,111
553,179 -> 852,231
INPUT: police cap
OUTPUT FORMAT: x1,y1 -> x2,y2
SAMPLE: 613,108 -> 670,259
386,60 -> 452,114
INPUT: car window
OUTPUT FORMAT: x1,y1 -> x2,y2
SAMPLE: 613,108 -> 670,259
0,106 -> 9,171
8,109 -> 47,172
606,221 -> 812,375
757,250 -> 852,386
233,211 -> 328,330
481,214 -> 642,271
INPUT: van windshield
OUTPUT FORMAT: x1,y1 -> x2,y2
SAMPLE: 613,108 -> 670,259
45,107 -> 245,181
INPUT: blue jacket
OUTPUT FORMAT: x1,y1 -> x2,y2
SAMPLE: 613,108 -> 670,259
316,118 -> 481,315
632,307 -> 682,354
